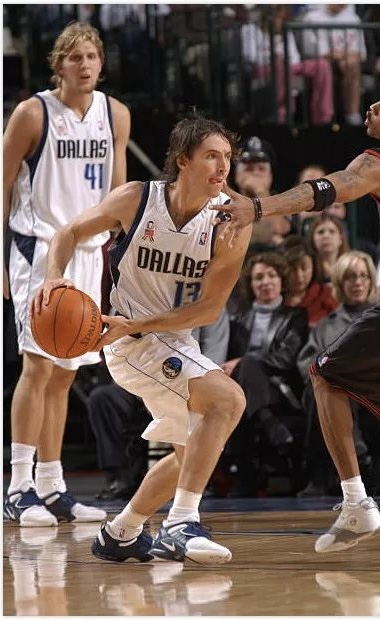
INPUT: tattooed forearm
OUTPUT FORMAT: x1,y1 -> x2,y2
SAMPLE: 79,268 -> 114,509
262,153 -> 380,218
262,184 -> 314,217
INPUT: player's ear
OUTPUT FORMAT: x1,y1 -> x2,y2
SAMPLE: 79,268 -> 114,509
176,154 -> 189,171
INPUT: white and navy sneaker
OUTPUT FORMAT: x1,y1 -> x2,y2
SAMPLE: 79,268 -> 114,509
315,496 -> 380,553
43,491 -> 107,523
92,522 -> 154,563
4,487 -> 58,527
151,521 -> 232,564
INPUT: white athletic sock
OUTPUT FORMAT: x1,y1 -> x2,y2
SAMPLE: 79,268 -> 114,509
9,443 -> 36,493
341,475 -> 367,504
108,503 -> 148,541
164,488 -> 202,526
35,461 -> 67,497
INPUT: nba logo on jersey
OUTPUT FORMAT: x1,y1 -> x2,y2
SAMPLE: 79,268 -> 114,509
199,232 -> 208,246
143,220 -> 155,242
98,120 -> 104,131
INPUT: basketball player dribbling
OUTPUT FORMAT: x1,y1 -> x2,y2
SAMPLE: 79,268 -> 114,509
214,100 -> 380,553
33,115 -> 252,564
3,22 -> 130,527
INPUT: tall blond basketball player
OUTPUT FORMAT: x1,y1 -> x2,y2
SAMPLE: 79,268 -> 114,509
3,22 -> 130,527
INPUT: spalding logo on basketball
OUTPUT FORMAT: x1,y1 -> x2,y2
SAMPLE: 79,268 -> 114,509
162,356 -> 182,379
31,287 -> 102,359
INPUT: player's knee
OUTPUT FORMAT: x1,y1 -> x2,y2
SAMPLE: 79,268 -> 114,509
213,383 -> 246,428
48,366 -> 76,391
21,354 -> 53,386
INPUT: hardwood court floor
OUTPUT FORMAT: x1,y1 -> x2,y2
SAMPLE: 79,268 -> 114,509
3,510 -> 380,616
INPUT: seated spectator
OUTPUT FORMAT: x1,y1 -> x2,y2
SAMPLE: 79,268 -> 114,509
308,212 -> 350,284
223,252 -> 309,495
292,164 -> 329,234
241,4 -> 334,124
88,383 -> 150,501
293,164 -> 350,238
283,237 -> 339,326
234,136 -> 291,252
299,4 -> 367,125
297,250 -> 379,496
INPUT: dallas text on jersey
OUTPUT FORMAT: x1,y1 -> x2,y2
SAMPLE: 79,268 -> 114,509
57,139 -> 108,159
137,246 -> 209,278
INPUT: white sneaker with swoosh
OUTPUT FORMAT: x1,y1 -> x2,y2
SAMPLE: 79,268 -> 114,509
151,521 -> 232,564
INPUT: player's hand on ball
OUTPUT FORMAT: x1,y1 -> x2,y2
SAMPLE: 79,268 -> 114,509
91,315 -> 140,351
33,278 -> 75,315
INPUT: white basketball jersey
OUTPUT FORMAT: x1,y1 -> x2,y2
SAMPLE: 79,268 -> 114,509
9,89 -> 114,248
109,180 -> 229,337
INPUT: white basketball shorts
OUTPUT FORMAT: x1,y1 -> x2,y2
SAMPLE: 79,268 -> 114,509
104,331 -> 221,445
9,234 -> 103,370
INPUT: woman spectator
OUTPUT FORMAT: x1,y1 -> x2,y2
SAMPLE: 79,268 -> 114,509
223,252 -> 309,495
297,250 -> 379,496
283,238 -> 339,327
308,213 -> 350,285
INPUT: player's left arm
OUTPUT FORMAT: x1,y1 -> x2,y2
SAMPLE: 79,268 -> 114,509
96,223 -> 252,346
109,97 -> 131,187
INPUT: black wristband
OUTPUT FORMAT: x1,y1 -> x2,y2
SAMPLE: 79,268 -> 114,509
302,178 -> 337,211
252,197 -> 263,222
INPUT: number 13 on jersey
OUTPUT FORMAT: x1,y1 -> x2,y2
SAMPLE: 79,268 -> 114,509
85,163 -> 104,189
174,281 -> 201,307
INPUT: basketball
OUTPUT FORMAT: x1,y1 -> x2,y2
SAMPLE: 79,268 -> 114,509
31,287 -> 103,359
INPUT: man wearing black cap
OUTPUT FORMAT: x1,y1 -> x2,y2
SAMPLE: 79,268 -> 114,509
234,136 -> 291,250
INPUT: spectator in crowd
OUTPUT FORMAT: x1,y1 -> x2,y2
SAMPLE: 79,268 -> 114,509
308,213 -> 350,284
89,384 -> 150,501
299,4 -> 367,125
241,4 -> 334,125
292,164 -> 329,234
358,5 -> 380,100
283,236 -> 339,326
222,252 -> 309,495
234,136 -> 292,252
292,164 -> 349,238
297,250 -> 378,496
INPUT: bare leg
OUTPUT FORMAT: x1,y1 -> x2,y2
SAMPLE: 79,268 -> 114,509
131,448 -> 182,516
11,353 -> 53,446
37,366 -> 76,462
311,371 -> 359,480
178,370 -> 245,493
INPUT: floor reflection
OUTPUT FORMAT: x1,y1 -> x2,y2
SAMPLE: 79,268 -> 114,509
5,525 -> 233,616
315,571 -> 380,616
4,519 -> 380,616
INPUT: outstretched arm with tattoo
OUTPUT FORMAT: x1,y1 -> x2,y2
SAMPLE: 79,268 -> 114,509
211,101 -> 380,237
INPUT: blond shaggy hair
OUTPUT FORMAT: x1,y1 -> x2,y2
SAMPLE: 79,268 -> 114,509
48,22 -> 104,86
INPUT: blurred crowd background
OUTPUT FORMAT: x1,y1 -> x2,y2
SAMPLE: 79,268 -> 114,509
3,3 -> 380,501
